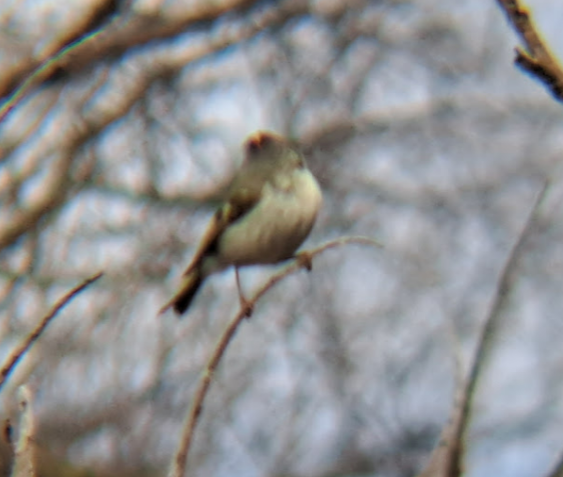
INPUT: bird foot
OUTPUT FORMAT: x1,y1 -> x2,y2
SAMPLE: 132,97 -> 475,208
235,267 -> 253,317
239,296 -> 254,318
295,251 -> 313,271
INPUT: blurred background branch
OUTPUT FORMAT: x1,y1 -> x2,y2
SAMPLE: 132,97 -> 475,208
0,1 -> 563,476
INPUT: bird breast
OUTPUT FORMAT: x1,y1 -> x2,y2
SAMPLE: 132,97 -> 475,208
216,168 -> 322,266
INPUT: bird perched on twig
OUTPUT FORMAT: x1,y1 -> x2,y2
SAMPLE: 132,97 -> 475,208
160,131 -> 322,316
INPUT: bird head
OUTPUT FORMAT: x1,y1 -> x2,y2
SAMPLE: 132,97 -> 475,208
244,131 -> 304,169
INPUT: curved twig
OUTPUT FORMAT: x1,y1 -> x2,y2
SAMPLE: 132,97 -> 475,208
416,182 -> 548,477
0,272 -> 103,392
168,236 -> 383,477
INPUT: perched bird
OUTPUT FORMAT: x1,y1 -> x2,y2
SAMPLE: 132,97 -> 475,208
160,131 -> 322,316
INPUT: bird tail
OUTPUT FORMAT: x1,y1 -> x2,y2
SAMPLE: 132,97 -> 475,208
159,268 -> 203,316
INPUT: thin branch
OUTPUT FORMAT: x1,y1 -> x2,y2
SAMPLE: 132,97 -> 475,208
167,236 -> 383,477
0,0 -> 118,106
0,272 -> 103,392
10,386 -> 36,477
455,183 -> 547,473
495,0 -> 563,101
417,182 -> 548,477
547,450 -> 563,477
417,334 -> 465,477
0,152 -> 74,253
0,17 -> 116,123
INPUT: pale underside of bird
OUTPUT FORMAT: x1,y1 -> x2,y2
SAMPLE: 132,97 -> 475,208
159,131 -> 322,316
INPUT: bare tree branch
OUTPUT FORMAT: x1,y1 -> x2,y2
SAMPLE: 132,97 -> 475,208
0,0 -> 118,104
0,20 -> 115,123
547,450 -> 563,477
168,236 -> 383,477
10,386 -> 36,477
0,0 -> 272,122
0,272 -> 103,392
420,182 -> 548,477
496,0 -> 563,101
0,153 -> 74,252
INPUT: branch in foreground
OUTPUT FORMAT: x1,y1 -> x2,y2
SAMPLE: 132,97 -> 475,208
10,386 -> 36,477
167,236 -> 383,477
0,272 -> 103,392
496,0 -> 563,101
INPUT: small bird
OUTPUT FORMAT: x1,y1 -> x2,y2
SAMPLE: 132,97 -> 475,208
160,131 -> 322,316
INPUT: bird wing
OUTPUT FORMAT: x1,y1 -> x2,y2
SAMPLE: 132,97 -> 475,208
181,184 -> 262,276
